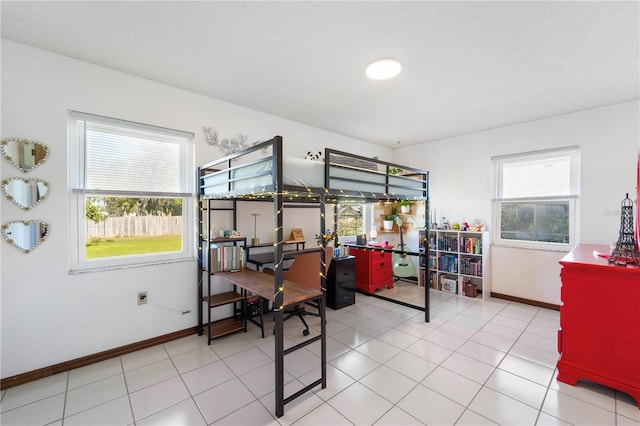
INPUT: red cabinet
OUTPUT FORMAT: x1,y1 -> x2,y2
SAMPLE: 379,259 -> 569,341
557,244 -> 640,408
350,246 -> 394,293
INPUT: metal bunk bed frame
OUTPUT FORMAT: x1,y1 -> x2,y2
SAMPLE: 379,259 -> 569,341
197,135 -> 429,417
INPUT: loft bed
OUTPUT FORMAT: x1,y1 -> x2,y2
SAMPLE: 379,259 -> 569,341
199,138 -> 427,203
197,135 -> 429,417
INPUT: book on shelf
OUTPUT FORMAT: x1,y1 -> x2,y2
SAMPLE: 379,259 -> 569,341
460,258 -> 482,277
460,237 -> 482,254
209,244 -> 246,272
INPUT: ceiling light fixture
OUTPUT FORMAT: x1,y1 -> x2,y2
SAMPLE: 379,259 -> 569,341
366,58 -> 402,80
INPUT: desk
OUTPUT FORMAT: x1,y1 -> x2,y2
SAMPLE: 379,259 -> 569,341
215,268 -> 323,306
214,268 -> 327,417
247,247 -> 322,270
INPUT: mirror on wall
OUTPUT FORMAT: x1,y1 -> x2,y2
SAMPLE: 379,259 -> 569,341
2,178 -> 50,210
1,138 -> 49,173
2,220 -> 50,253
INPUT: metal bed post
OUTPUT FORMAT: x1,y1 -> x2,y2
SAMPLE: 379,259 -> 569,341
320,193 -> 327,389
424,172 -> 430,323
272,136 -> 285,418
196,167 -> 204,336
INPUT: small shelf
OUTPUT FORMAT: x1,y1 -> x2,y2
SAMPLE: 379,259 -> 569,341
205,317 -> 245,340
209,236 -> 246,244
202,291 -> 244,308
198,202 -> 248,344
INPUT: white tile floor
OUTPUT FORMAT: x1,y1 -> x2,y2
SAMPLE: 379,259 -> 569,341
2,291 -> 639,425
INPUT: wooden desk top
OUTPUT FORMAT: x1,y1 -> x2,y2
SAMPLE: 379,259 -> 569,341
215,269 -> 323,307
247,247 -> 322,267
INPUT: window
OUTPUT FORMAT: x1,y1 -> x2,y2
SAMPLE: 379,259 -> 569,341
492,147 -> 579,250
69,111 -> 194,271
336,204 -> 364,238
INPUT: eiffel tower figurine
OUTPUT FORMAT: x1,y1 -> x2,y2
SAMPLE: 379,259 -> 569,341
608,193 -> 640,266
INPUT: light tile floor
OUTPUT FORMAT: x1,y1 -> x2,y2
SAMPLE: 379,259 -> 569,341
2,291 -> 639,425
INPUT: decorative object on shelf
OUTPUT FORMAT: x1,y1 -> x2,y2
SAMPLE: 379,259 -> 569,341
608,193 -> 640,266
305,151 -> 323,160
383,205 -> 398,231
2,220 -> 50,253
2,178 -> 50,210
315,229 -> 339,248
388,167 -> 403,175
398,200 -> 412,214
1,138 -> 49,173
288,227 -> 305,241
636,150 -> 639,252
369,227 -> 377,241
203,127 -> 266,156
251,213 -> 260,246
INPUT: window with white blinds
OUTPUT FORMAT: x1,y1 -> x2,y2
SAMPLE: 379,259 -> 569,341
68,111 -> 194,271
493,147 -> 580,250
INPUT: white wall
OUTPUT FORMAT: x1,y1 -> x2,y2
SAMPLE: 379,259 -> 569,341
0,40 -> 392,378
394,100 -> 639,305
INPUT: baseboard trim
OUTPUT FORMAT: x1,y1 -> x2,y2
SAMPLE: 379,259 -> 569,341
1,326 -> 197,391
491,292 -> 560,311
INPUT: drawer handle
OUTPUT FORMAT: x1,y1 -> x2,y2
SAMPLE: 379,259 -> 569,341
380,262 -> 386,267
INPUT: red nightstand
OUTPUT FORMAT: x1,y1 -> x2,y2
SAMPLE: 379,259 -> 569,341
350,246 -> 394,294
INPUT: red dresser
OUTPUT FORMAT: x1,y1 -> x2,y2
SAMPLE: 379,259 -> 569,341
350,246 -> 394,293
557,243 -> 640,408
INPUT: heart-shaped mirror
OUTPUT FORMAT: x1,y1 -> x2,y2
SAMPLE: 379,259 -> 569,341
1,138 -> 49,173
2,220 -> 50,253
2,178 -> 50,210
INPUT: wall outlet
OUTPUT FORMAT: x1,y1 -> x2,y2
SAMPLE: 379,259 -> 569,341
137,291 -> 148,305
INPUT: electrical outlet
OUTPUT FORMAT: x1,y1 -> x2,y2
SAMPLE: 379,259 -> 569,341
137,291 -> 147,305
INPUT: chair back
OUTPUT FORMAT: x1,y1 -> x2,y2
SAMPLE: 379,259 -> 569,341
262,248 -> 333,289
284,251 -> 321,289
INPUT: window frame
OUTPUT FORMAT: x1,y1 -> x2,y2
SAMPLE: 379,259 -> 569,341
68,111 -> 195,272
492,146 -> 580,251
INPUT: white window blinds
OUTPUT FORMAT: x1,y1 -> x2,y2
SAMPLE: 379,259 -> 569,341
69,111 -> 193,195
496,147 -> 579,199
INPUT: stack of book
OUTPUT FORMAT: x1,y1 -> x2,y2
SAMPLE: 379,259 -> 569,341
209,245 -> 246,272
460,258 -> 483,277
438,254 -> 458,273
460,237 -> 482,254
437,235 -> 459,251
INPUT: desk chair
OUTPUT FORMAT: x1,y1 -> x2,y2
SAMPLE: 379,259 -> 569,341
265,249 -> 332,336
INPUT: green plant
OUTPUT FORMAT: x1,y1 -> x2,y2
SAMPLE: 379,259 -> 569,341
398,200 -> 413,207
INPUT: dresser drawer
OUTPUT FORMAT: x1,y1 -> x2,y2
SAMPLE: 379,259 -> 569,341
371,256 -> 391,273
334,265 -> 355,284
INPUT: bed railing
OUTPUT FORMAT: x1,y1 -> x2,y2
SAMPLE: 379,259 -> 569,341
199,137 -> 282,198
325,148 -> 428,201
198,137 -> 428,201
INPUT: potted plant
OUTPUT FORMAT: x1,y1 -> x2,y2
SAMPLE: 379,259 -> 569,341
398,200 -> 413,214
383,214 -> 397,230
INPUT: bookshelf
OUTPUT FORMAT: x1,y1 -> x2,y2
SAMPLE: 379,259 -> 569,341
420,229 -> 491,300
199,236 -> 247,344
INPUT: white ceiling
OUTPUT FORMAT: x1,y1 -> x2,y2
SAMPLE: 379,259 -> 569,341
1,1 -> 638,148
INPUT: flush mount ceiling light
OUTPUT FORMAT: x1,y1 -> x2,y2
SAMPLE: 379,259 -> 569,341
366,58 -> 402,80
